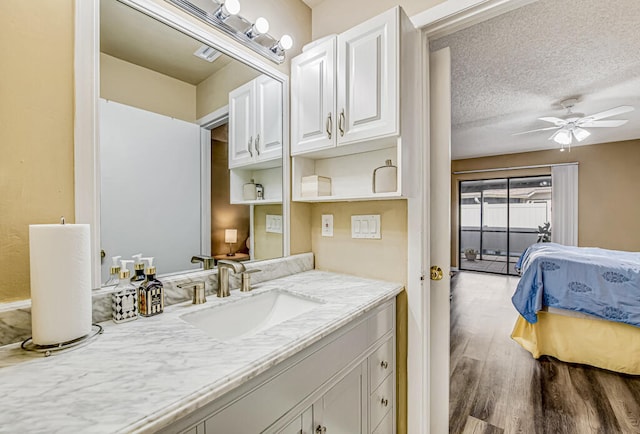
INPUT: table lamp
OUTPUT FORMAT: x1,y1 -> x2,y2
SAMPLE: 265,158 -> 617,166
225,229 -> 238,256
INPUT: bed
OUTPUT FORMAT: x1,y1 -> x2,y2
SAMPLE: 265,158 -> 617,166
510,243 -> 640,374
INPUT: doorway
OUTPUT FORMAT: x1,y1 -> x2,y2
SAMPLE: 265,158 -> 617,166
459,175 -> 552,275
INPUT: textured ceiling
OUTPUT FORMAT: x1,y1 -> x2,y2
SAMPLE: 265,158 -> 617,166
431,0 -> 640,159
101,0 -> 234,85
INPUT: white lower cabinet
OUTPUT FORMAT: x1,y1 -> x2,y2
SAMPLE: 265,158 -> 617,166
160,300 -> 396,434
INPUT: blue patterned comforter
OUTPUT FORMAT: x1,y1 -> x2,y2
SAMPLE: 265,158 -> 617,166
512,243 -> 640,327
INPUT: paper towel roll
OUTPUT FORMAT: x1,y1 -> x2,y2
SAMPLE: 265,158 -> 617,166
29,224 -> 92,345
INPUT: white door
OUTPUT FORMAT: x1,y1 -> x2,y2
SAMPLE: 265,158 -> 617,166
228,80 -> 255,168
291,37 -> 336,155
314,363 -> 366,434
337,8 -> 398,146
255,75 -> 283,163
428,47 -> 452,434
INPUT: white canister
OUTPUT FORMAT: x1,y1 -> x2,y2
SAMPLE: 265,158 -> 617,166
373,160 -> 397,193
243,179 -> 257,201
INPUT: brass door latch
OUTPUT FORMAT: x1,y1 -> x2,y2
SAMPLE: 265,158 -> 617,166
430,265 -> 444,281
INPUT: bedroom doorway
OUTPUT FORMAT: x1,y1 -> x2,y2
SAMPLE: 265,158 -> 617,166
459,175 -> 552,275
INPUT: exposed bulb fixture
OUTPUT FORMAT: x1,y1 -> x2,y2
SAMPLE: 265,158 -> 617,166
271,34 -> 293,54
214,0 -> 241,21
245,17 -> 269,39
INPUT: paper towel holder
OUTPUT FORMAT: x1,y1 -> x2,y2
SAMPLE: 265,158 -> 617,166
21,324 -> 103,357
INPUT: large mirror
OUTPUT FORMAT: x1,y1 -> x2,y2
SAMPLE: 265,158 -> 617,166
99,0 -> 285,284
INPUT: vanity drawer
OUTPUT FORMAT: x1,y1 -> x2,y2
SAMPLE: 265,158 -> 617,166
370,374 -> 393,430
372,410 -> 394,434
368,302 -> 394,344
369,338 -> 394,391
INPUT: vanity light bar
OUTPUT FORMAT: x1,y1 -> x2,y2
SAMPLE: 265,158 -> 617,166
166,0 -> 292,64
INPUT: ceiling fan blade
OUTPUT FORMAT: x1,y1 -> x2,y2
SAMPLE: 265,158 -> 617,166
578,120 -> 629,128
538,117 -> 567,126
512,126 -> 559,136
584,105 -> 634,121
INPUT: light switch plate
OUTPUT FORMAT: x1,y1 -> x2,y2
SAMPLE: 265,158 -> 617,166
351,215 -> 381,239
321,214 -> 333,237
266,215 -> 283,234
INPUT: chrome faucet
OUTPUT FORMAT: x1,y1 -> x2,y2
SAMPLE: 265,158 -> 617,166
191,255 -> 216,270
217,260 -> 246,297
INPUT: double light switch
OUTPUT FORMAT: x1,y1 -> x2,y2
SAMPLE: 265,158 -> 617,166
351,215 -> 381,239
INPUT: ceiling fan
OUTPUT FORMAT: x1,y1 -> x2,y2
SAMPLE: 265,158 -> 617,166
513,99 -> 634,151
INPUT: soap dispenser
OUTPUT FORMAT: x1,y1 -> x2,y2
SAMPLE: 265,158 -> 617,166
138,257 -> 164,317
104,256 -> 122,288
130,253 -> 146,287
111,260 -> 138,323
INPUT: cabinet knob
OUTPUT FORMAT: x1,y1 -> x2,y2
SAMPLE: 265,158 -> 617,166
326,112 -> 332,139
247,136 -> 254,157
380,360 -> 388,369
338,109 -> 345,137
381,397 -> 389,407
316,425 -> 327,433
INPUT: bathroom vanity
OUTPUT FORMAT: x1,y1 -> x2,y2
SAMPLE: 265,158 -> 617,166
0,270 -> 401,433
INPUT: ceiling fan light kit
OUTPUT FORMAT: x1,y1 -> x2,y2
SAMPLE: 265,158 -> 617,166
514,99 -> 634,151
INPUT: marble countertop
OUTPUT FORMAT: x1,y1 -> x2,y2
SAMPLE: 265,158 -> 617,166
0,270 -> 403,433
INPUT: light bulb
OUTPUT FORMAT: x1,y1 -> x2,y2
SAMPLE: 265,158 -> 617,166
214,0 -> 240,20
279,34 -> 293,50
246,17 -> 269,39
552,129 -> 572,146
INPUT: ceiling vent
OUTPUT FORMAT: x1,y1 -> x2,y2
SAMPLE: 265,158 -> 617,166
193,45 -> 222,63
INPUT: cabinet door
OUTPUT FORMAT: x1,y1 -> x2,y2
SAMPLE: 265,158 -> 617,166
255,75 -> 283,163
314,362 -> 366,434
277,407 -> 314,434
337,8 -> 398,146
291,38 -> 336,155
229,80 -> 256,168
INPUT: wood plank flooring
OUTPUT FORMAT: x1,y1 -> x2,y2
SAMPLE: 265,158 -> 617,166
450,271 -> 640,434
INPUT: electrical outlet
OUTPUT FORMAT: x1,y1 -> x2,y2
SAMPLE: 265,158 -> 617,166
351,215 -> 381,239
321,214 -> 333,237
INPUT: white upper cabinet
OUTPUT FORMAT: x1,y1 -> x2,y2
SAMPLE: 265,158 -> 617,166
228,80 -> 255,168
290,7 -> 418,202
291,37 -> 336,155
337,8 -> 398,146
229,75 -> 282,169
255,75 -> 283,163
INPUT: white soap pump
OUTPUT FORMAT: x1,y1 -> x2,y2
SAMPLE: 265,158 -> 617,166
104,255 -> 122,288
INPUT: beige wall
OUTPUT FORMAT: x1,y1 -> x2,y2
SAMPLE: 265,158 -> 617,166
311,0 -> 444,38
196,61 -> 261,119
451,139 -> 640,267
311,201 -> 408,284
0,0 -> 75,302
101,53 -> 196,122
254,204 -> 284,260
290,202 -> 312,255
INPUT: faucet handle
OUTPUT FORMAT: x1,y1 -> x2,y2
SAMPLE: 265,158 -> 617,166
191,255 -> 216,270
240,269 -> 261,292
177,281 -> 207,304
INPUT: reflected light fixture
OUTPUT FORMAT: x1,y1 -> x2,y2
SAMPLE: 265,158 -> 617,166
225,229 -> 238,256
572,126 -> 591,142
246,17 -> 269,39
168,0 -> 292,63
214,0 -> 241,21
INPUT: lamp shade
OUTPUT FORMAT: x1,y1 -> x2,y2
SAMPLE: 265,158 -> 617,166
225,229 -> 238,243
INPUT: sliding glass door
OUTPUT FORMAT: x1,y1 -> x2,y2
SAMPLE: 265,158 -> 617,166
459,176 -> 552,275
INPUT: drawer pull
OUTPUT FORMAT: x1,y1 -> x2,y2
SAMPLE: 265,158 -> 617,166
381,397 -> 389,407
380,360 -> 388,369
316,425 -> 327,433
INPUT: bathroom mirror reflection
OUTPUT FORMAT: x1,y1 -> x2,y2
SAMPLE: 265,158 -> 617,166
99,0 -> 284,284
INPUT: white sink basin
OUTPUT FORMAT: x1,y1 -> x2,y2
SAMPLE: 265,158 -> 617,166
180,290 -> 323,341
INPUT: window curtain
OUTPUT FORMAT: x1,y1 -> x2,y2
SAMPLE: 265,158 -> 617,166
551,164 -> 578,246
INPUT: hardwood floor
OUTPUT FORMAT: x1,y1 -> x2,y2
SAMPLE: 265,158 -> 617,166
449,271 -> 640,434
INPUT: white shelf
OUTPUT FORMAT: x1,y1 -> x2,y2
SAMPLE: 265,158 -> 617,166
292,145 -> 405,203
230,199 -> 282,205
